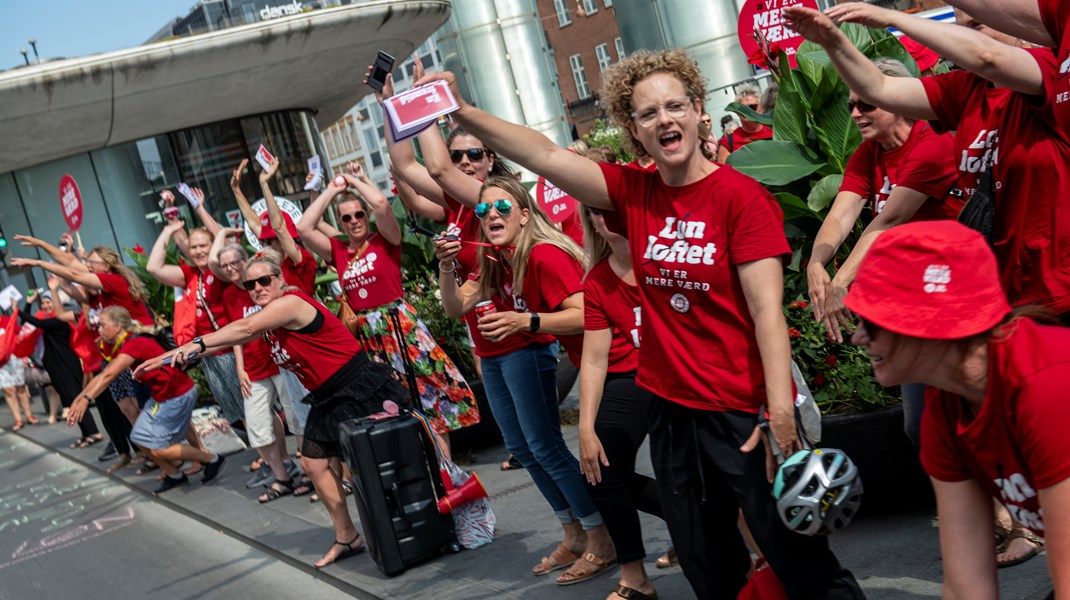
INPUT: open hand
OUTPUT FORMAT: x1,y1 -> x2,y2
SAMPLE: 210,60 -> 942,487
782,6 -> 843,47
413,71 -> 467,111
231,159 -> 248,190
825,2 -> 896,29
14,234 -> 44,248
261,156 -> 280,181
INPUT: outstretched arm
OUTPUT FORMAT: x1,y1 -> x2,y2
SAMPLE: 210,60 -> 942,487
372,70 -> 448,206
296,178 -> 349,261
942,0 -> 1052,47
146,220 -> 189,288
391,162 -> 447,222
260,156 -> 302,263
415,71 -> 612,209
807,190 -> 866,324
782,7 -> 936,121
14,235 -> 86,270
826,3 -> 1044,95
67,354 -> 137,425
230,159 -> 262,238
9,258 -> 104,290
343,164 -> 402,246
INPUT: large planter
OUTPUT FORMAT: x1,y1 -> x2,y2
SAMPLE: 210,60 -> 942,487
819,405 -> 933,514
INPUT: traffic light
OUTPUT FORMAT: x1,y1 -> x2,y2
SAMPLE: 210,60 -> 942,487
0,225 -> 7,258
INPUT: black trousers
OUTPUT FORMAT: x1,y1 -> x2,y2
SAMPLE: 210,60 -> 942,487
94,386 -> 131,456
585,372 -> 663,564
649,398 -> 866,600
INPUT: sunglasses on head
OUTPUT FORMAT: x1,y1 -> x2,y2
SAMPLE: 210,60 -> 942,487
847,99 -> 878,114
340,210 -> 367,223
449,148 -> 488,163
242,274 -> 276,291
475,199 -> 513,220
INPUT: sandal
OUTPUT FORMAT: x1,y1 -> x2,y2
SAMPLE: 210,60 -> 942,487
135,461 -> 160,476
26,416 -> 40,425
500,455 -> 524,471
72,435 -> 103,449
612,585 -> 658,600
314,535 -> 365,568
12,420 -> 23,432
532,543 -> 580,576
258,478 -> 295,503
249,457 -> 265,472
293,475 -> 314,497
997,528 -> 1045,568
994,522 -> 1012,548
655,547 -> 677,569
556,552 -> 617,586
107,456 -> 132,474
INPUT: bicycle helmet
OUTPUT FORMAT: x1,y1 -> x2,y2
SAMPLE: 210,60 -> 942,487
772,447 -> 863,536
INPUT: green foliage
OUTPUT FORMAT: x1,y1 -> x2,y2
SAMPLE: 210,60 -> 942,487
727,24 -> 915,412
124,245 -> 183,324
402,272 -> 477,381
583,119 -> 636,163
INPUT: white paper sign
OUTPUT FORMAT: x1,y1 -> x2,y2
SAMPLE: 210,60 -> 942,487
383,81 -> 460,142
255,145 -> 275,172
304,155 -> 323,191
177,183 -> 200,209
0,285 -> 23,311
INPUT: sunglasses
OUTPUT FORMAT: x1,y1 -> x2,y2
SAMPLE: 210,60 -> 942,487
847,99 -> 878,114
475,199 -> 513,220
587,207 -> 604,216
450,148 -> 488,163
220,259 -> 245,271
744,103 -> 759,111
340,210 -> 367,223
242,274 -> 277,291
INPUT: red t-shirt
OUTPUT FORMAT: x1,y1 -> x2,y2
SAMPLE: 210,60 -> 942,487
179,264 -> 230,336
264,290 -> 362,391
921,48 -> 1070,314
561,212 -> 584,247
840,121 -> 961,221
94,272 -> 154,326
1039,0 -> 1070,132
718,124 -> 773,154
222,284 -> 279,381
600,162 -> 791,412
282,245 -> 318,296
330,234 -> 403,312
921,318 -> 1070,535
443,193 -> 534,358
625,160 -> 658,172
583,258 -> 640,373
124,335 -> 195,401
499,243 -> 584,365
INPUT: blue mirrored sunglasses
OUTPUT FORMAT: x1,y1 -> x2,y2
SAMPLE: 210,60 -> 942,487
475,199 -> 513,220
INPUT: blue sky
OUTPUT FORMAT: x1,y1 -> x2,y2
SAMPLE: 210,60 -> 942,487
0,0 -> 193,69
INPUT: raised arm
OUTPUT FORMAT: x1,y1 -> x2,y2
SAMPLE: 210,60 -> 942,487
782,7 -> 936,121
942,0 -> 1052,47
14,235 -> 86,270
147,220 -> 189,288
807,190 -> 866,323
827,3 -> 1045,95
415,71 -> 612,209
231,159 -> 262,238
9,257 -> 104,290
187,187 -> 223,237
47,276 -> 78,324
371,71 -> 448,205
344,164 -> 402,246
296,178 -> 348,261
390,162 -> 446,221
259,156 -> 302,263
208,227 -> 241,279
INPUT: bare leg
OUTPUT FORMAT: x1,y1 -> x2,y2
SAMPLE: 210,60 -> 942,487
115,396 -> 139,425
303,456 -> 361,567
16,386 -> 36,423
152,444 -> 216,475
186,422 -> 206,452
46,387 -> 61,423
3,387 -> 23,426
609,560 -> 656,600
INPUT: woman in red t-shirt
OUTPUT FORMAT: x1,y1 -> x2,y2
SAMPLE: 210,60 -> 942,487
435,176 -> 616,584
297,166 -> 478,459
66,306 -> 223,495
576,206 -> 665,599
417,49 -> 861,598
140,255 -> 404,569
845,220 -> 1070,599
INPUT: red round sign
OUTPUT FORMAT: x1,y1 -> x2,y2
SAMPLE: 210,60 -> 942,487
534,177 -> 578,224
58,174 -> 84,231
737,0 -> 820,70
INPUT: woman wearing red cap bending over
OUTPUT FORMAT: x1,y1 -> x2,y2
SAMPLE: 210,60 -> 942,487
297,166 -> 477,459
846,221 -> 1069,600
139,253 -> 405,567
417,49 -> 864,599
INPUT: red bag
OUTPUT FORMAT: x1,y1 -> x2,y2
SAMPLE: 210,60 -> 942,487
13,316 -> 42,359
0,313 -> 20,367
172,285 -> 197,346
737,558 -> 788,600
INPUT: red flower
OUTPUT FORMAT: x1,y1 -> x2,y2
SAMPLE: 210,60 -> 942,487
132,244 -> 145,254
178,258 -> 187,266
789,301 -> 809,310
747,47 -> 768,69
814,373 -> 826,386
788,328 -> 802,339
825,355 -> 838,367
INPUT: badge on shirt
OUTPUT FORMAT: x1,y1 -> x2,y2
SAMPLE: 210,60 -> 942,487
670,293 -> 690,314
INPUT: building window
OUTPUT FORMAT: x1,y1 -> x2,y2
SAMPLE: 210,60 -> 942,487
323,130 -> 336,158
595,43 -> 612,72
569,54 -> 590,99
553,0 -> 571,26
604,0 -> 613,7
346,117 -> 361,151
582,0 -> 597,15
614,37 -> 625,60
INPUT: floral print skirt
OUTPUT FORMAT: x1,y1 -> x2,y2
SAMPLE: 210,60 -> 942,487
353,299 -> 479,434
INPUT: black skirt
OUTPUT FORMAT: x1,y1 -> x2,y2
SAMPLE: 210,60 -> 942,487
302,354 -> 407,444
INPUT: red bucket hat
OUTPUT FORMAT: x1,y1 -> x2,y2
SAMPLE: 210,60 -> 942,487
899,36 -> 940,72
258,212 -> 300,241
844,221 -> 1011,339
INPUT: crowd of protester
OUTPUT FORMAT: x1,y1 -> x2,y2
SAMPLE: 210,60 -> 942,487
2,2 -> 1069,598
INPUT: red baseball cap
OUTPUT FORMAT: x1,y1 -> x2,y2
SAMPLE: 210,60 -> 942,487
258,212 -> 300,241
844,221 -> 1011,339
899,36 -> 940,73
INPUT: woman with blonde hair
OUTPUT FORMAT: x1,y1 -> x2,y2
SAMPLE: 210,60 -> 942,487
435,176 -> 617,585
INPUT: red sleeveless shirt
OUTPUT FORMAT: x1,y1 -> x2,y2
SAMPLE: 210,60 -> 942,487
264,290 -> 362,391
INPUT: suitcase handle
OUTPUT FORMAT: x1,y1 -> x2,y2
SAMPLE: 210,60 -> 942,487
390,480 -> 408,517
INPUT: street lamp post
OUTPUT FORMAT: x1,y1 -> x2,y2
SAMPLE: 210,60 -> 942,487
19,48 -> 29,66
28,37 -> 39,63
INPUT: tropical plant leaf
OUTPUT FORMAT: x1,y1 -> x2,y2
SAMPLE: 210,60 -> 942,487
727,140 -> 825,186
725,101 -> 774,126
867,29 -> 920,76
807,174 -> 844,212
812,92 -> 860,173
772,72 -> 809,146
795,46 -> 841,112
840,22 -> 874,54
774,192 -> 822,222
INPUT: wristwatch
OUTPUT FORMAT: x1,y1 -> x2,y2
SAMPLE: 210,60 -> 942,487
192,337 -> 207,352
529,313 -> 541,333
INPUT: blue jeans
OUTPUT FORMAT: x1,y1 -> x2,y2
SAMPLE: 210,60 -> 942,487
482,343 -> 601,527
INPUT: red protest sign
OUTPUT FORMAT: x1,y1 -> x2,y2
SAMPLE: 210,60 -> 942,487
383,81 -> 460,142
737,0 -> 819,70
59,174 -> 84,231
534,177 -> 578,224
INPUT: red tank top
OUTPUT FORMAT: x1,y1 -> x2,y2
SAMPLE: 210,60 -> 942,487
264,290 -> 362,391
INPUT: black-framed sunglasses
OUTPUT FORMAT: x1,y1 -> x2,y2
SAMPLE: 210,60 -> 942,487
340,210 -> 367,223
587,207 -> 604,216
475,199 -> 513,220
449,148 -> 488,163
847,99 -> 878,114
242,274 -> 277,291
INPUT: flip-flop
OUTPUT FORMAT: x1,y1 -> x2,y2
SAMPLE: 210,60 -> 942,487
997,528 -> 1045,568
76,436 -> 103,449
556,552 -> 617,586
314,536 -> 365,569
532,543 -> 580,576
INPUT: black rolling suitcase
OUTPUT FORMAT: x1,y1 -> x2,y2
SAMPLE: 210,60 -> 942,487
339,413 -> 458,576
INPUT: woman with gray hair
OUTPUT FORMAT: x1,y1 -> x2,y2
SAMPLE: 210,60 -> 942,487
716,84 -> 772,162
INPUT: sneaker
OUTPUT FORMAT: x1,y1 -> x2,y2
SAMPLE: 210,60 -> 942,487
202,455 -> 226,484
244,465 -> 274,489
97,442 -> 117,462
154,473 -> 189,494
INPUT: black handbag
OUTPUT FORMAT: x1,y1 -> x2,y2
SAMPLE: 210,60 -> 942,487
957,160 -> 996,244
